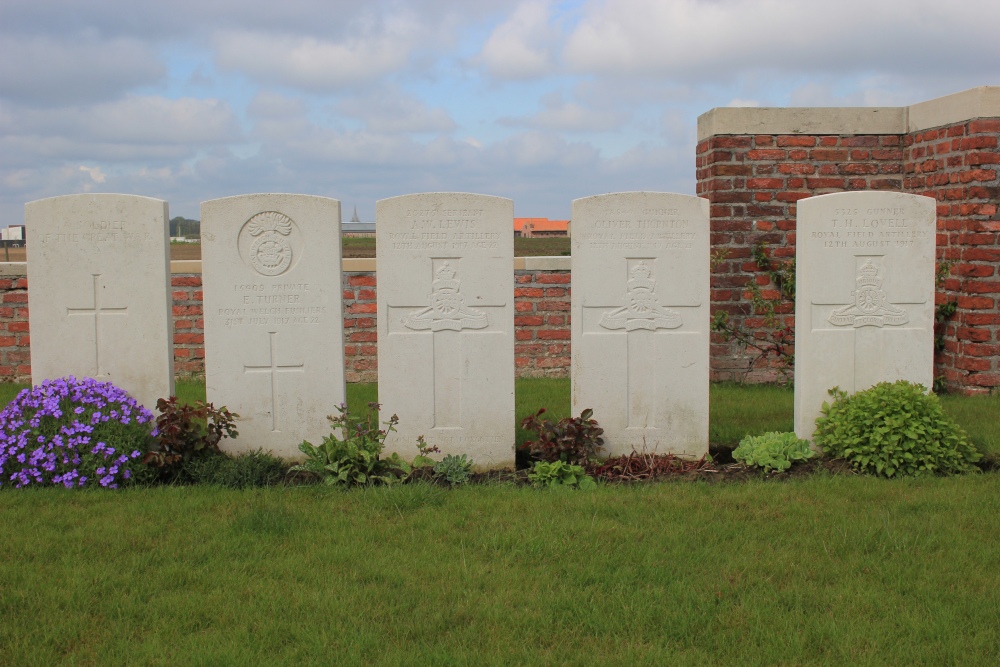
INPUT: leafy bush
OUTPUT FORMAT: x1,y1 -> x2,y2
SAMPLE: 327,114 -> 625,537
734,432 -> 813,472
814,381 -> 981,477
0,376 -> 155,489
143,397 -> 238,474
528,460 -> 597,489
519,408 -> 604,465
291,403 -> 411,486
179,449 -> 288,489
433,454 -> 474,486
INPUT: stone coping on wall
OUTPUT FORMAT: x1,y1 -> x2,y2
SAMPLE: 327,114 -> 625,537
697,86 -> 1000,141
0,256 -> 573,276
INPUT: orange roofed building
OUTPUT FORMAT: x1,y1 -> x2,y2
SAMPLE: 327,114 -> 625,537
514,217 -> 570,238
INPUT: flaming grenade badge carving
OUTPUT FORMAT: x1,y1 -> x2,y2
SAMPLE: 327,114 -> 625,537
247,211 -> 293,276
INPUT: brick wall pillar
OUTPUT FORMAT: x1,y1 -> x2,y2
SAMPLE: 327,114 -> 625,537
696,87 -> 1000,394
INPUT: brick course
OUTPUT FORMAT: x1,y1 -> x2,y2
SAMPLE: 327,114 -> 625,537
0,269 -> 573,385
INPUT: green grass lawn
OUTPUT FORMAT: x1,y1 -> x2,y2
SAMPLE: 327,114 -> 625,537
0,477 -> 997,665
1,379 -> 998,664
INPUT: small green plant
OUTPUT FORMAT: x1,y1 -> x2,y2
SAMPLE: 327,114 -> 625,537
432,454 -> 474,486
933,259 -> 958,392
814,381 -> 981,477
143,397 -> 238,473
733,431 -> 814,472
519,408 -> 605,465
413,435 -> 440,470
528,460 -> 597,489
291,403 -> 411,486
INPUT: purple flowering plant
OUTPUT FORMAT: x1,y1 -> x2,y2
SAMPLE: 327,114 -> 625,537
0,376 -> 155,489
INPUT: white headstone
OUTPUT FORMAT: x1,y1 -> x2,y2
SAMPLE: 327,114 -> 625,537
794,191 -> 936,440
376,193 -> 515,468
201,194 -> 346,458
572,192 -> 710,458
25,194 -> 174,410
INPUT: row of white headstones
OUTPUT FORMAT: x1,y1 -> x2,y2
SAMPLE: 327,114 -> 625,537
25,190 -> 935,468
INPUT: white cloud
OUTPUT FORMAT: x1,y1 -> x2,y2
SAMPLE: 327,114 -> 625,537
16,96 -> 240,145
79,165 -> 107,183
477,1 -> 558,79
563,0 -> 1000,82
0,34 -> 164,105
213,13 -> 426,90
336,87 -> 456,134
499,92 -> 624,132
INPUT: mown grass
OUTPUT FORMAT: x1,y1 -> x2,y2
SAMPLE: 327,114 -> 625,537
939,392 -> 1000,466
0,476 -> 998,665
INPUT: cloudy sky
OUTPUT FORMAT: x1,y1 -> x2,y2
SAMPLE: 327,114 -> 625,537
2,0 -> 999,225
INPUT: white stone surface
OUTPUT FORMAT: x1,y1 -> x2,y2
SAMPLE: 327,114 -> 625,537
25,194 -> 174,411
376,193 -> 515,468
201,194 -> 346,459
572,192 -> 710,458
794,192 -> 936,441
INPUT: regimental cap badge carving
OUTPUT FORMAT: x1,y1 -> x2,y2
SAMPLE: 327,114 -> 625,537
626,262 -> 655,292
402,261 -> 489,332
600,261 -> 682,331
247,211 -> 293,237
246,211 -> 294,276
828,259 -> 909,328
432,262 -> 461,292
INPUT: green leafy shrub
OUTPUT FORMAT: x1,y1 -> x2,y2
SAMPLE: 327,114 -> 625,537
180,449 -> 288,488
291,403 -> 411,486
433,454 -> 474,486
814,381 -> 981,477
143,397 -> 238,476
528,460 -> 597,489
734,431 -> 814,472
519,408 -> 604,465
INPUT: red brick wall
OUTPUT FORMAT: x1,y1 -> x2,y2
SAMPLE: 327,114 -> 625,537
343,273 -> 378,383
514,270 -> 571,377
0,276 -> 30,381
905,119 -> 1000,392
0,268 -> 574,385
697,119 -> 1000,394
171,275 -> 205,377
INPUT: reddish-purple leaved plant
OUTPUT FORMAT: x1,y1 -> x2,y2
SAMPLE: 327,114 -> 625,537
0,376 -> 155,489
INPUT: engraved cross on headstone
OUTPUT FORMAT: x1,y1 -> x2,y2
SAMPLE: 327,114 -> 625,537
387,259 -> 505,429
580,259 -> 701,429
243,331 -> 304,432
66,274 -> 128,378
810,256 -> 928,391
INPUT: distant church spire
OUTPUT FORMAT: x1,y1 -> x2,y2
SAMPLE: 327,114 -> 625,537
350,205 -> 360,223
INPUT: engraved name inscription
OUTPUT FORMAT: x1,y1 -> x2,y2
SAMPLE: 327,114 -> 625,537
220,282 -> 324,328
